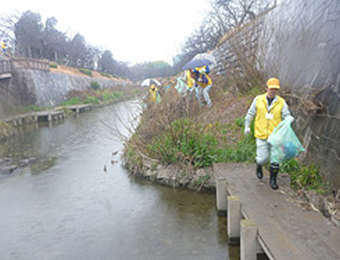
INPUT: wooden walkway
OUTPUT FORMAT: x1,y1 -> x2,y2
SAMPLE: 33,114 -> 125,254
3,104 -> 92,127
213,163 -> 340,260
58,104 -> 92,113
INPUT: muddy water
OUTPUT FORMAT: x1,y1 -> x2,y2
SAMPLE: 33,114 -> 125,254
0,100 -> 239,260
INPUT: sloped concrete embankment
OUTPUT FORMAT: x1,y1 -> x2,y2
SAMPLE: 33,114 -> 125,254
0,68 -> 132,118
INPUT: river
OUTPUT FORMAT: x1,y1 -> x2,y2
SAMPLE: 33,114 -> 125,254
0,100 -> 239,260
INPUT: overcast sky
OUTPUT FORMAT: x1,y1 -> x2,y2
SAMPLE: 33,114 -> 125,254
1,0 -> 211,65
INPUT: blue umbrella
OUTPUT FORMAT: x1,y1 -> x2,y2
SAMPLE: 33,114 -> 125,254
182,58 -> 213,71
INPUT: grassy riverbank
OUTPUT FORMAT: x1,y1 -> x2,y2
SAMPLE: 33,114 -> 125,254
123,74 -> 328,195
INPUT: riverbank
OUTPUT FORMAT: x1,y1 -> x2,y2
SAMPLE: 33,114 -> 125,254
121,75 -> 340,229
122,149 -> 340,229
0,86 -> 143,143
122,149 -> 216,192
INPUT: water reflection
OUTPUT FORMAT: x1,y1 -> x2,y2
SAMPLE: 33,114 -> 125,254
0,100 -> 238,260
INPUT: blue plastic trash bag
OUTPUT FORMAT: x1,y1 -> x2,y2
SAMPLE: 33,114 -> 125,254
267,116 -> 305,164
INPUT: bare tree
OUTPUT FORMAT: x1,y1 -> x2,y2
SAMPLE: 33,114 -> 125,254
214,0 -> 276,27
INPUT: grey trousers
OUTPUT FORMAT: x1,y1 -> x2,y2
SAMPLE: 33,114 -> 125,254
256,138 -> 271,165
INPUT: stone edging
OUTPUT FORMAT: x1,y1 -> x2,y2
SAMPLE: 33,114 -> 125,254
121,154 -> 216,192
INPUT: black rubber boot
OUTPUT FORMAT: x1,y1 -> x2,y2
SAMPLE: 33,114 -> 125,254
270,163 -> 279,190
256,164 -> 263,179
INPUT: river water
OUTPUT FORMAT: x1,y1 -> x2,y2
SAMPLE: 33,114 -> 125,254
0,100 -> 239,260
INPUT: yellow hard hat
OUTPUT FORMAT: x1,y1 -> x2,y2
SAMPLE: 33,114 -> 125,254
266,78 -> 280,89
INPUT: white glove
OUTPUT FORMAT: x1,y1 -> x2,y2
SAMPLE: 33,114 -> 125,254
244,127 -> 250,135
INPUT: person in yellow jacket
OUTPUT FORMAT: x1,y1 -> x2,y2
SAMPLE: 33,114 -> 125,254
183,70 -> 195,99
1,39 -> 8,54
244,78 -> 291,189
148,84 -> 161,103
190,66 -> 213,107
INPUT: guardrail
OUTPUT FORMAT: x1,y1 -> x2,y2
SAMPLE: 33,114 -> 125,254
0,60 -> 12,74
11,58 -> 50,71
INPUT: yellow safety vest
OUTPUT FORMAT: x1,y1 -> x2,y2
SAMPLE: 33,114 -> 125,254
255,94 -> 285,139
195,66 -> 212,88
197,74 -> 212,88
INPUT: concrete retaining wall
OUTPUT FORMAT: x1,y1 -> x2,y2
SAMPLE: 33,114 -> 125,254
0,68 -> 131,118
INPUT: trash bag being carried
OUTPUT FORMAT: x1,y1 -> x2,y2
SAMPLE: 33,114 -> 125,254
175,77 -> 189,96
267,116 -> 305,164
156,92 -> 162,103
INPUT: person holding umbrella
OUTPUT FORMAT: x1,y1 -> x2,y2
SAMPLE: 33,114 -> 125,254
182,54 -> 216,107
244,78 -> 292,190
190,66 -> 213,107
147,83 -> 161,104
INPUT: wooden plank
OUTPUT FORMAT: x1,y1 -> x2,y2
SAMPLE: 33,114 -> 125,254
213,163 -> 340,260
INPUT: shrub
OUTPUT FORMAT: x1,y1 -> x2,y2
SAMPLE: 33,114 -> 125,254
60,97 -> 82,106
100,72 -> 111,78
146,119 -> 219,168
90,81 -> 100,90
50,63 -> 58,68
85,95 -> 99,104
281,159 -> 325,193
102,91 -> 123,102
79,68 -> 92,76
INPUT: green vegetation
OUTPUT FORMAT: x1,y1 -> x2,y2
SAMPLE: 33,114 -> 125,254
100,72 -> 111,78
281,159 -> 325,193
50,63 -> 58,68
60,87 -> 131,106
90,81 -> 101,90
123,77 -> 326,194
102,91 -> 124,101
59,97 -> 81,106
78,68 -> 93,77
144,118 -> 256,169
10,104 -> 48,115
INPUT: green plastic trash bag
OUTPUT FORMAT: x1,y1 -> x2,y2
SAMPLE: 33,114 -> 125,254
175,77 -> 188,96
267,116 -> 305,164
156,92 -> 162,103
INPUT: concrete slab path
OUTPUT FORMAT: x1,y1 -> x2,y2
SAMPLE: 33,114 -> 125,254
213,162 -> 340,260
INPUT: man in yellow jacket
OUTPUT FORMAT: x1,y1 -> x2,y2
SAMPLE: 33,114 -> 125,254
244,78 -> 291,189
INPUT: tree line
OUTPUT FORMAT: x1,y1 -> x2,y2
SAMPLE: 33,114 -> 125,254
0,1 -> 276,81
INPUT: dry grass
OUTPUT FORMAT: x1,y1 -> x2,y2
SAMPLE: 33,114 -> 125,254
50,64 -> 128,81
127,74 -> 255,160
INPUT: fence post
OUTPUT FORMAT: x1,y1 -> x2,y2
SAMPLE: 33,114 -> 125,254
228,196 -> 241,245
216,177 -> 228,215
241,220 -> 257,260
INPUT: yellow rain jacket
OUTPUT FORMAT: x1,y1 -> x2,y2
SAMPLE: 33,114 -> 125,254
254,94 -> 285,139
185,70 -> 195,89
149,85 -> 158,102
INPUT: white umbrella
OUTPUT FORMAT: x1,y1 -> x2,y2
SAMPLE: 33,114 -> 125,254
141,78 -> 161,87
192,53 -> 217,68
